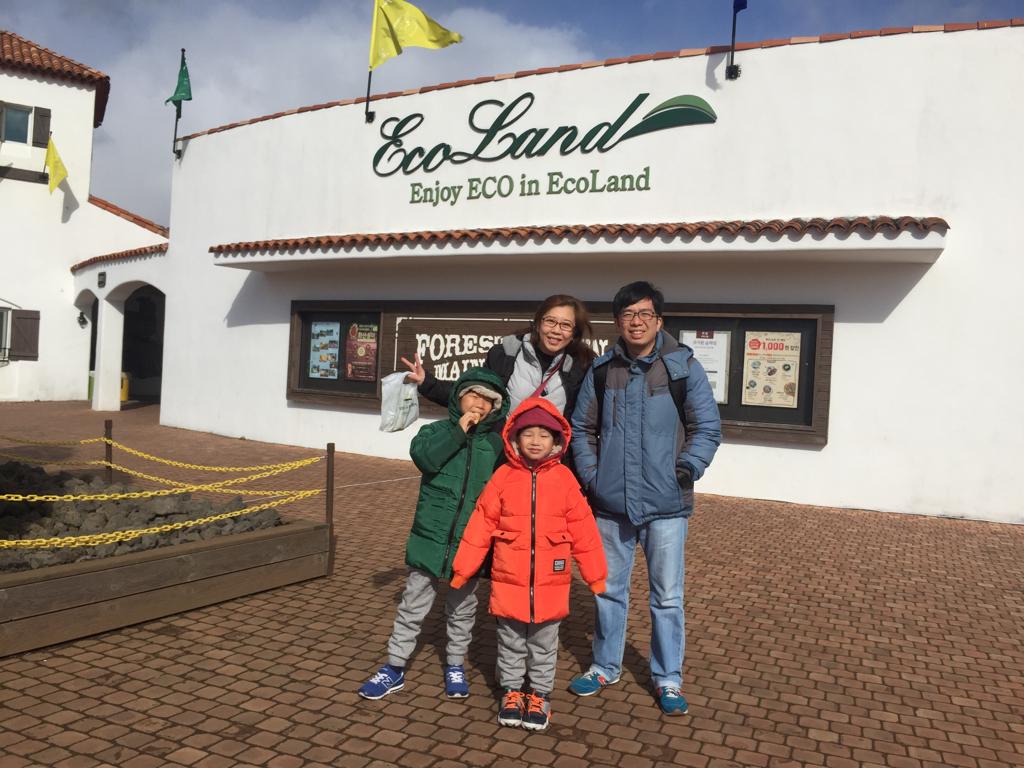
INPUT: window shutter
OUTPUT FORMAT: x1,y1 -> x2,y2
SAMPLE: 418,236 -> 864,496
32,107 -> 51,148
9,310 -> 40,361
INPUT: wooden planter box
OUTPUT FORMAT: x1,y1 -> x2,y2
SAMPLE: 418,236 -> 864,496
0,520 -> 329,657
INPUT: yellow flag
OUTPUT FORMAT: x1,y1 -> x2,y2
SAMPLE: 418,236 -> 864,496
369,0 -> 462,70
45,137 -> 68,194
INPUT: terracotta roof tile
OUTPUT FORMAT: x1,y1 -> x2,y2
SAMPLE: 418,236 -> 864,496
88,196 -> 169,238
70,243 -> 167,274
208,217 -> 949,257
180,18 -> 1021,143
0,30 -> 110,127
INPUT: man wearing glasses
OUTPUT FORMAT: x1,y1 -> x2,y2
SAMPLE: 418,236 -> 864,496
569,281 -> 722,715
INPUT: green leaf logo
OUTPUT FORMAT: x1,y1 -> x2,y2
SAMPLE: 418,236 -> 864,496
619,95 -> 717,142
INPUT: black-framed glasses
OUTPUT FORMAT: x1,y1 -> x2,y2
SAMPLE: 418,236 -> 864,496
541,316 -> 575,333
618,309 -> 658,323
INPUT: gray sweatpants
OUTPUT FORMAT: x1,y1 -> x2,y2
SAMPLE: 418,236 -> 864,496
495,618 -> 561,694
387,567 -> 479,667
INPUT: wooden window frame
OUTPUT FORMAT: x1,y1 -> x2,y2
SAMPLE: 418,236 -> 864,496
287,300 -> 833,445
661,304 -> 834,446
0,101 -> 32,145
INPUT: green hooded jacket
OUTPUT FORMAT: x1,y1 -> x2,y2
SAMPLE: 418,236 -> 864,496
406,367 -> 510,579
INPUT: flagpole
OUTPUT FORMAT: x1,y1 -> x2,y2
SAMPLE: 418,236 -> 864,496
172,48 -> 184,158
365,69 -> 375,124
172,108 -> 181,159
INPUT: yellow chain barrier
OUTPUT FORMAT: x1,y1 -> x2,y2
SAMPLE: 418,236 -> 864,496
1,433 -> 320,473
0,434 -> 86,447
0,457 -> 323,502
95,439 -> 321,473
0,450 -> 97,468
1,432 -> 327,549
0,489 -> 323,550
108,462 -> 301,496
0,452 -> 313,497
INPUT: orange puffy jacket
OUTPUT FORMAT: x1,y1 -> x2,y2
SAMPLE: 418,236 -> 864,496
451,397 -> 607,624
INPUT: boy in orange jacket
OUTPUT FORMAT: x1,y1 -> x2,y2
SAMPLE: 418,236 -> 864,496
451,397 -> 607,731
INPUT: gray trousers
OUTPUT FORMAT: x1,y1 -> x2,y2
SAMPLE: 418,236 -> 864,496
387,567 -> 479,667
495,617 -> 561,694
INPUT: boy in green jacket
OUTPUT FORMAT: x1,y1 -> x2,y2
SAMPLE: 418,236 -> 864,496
358,367 -> 509,700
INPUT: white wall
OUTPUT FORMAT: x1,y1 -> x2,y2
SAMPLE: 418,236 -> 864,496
0,70 -> 167,402
149,28 -> 1023,522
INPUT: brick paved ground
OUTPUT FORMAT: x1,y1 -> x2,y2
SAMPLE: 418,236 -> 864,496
1,401 -> 1023,768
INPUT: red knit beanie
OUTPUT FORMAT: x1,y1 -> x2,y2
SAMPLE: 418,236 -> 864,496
511,406 -> 564,444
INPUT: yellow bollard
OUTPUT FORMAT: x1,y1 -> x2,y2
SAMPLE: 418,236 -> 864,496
120,372 -> 129,402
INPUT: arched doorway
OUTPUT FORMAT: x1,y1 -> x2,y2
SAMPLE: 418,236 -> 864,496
121,285 -> 165,402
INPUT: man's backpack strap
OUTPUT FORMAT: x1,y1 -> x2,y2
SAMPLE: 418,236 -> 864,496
667,359 -> 688,430
591,358 -> 687,443
593,362 -> 608,441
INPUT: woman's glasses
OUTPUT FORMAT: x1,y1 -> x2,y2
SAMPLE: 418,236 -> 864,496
541,316 -> 576,333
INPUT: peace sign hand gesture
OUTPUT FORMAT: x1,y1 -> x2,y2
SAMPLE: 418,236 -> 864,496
400,352 -> 426,385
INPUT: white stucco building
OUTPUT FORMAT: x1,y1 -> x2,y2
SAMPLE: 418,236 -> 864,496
54,19 -> 1024,523
0,31 -> 168,404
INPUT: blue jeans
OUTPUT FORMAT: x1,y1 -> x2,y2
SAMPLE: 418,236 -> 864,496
590,515 -> 688,689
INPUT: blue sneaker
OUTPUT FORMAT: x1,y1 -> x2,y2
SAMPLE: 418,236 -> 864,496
444,665 -> 469,698
568,670 -> 619,697
657,686 -> 689,715
358,664 -> 405,700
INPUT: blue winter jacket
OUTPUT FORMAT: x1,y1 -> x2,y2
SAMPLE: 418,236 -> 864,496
570,331 -> 722,525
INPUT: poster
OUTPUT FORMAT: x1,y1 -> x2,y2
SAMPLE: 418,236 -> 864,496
308,322 -> 340,380
680,330 -> 731,404
742,331 -> 801,408
345,322 -> 379,382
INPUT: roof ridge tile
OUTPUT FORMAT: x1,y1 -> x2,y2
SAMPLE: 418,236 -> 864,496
209,217 -> 946,255
70,243 -> 168,274
179,15 -> 1019,143
88,195 -> 169,238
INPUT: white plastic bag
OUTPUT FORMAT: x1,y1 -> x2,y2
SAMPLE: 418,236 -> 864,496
379,371 -> 420,432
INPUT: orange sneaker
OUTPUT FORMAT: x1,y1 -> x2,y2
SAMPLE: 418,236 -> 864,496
522,691 -> 551,731
498,689 -> 526,727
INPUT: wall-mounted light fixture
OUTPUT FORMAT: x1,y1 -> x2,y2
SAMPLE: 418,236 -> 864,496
77,312 -> 88,328
97,271 -> 106,288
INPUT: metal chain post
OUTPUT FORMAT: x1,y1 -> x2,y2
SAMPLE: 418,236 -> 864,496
104,419 -> 113,484
326,442 -> 335,576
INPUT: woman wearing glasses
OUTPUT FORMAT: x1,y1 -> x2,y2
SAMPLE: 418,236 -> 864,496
402,295 -> 595,417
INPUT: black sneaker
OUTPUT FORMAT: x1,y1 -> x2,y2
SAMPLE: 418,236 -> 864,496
522,691 -> 551,731
497,688 -> 526,727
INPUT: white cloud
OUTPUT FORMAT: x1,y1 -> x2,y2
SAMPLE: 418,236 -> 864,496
71,1 -> 594,224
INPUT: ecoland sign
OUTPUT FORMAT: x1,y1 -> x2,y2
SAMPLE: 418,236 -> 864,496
372,91 -> 717,207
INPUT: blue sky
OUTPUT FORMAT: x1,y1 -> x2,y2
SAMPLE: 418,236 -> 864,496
2,0 -> 1021,221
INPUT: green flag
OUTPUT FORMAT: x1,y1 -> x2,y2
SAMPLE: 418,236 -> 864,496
165,49 -> 192,119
